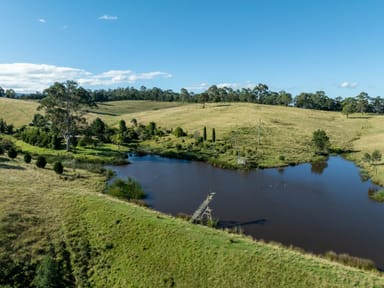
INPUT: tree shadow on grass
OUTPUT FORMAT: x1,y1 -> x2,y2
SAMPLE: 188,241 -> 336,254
89,110 -> 118,116
0,163 -> 26,170
349,116 -> 372,119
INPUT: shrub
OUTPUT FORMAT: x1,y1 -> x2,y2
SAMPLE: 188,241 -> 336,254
173,127 -> 186,137
107,177 -> 145,200
7,147 -> 17,159
77,135 -> 93,147
53,161 -> 64,174
1,138 -> 14,150
312,129 -> 330,154
324,251 -> 375,270
24,153 -> 32,163
36,156 -> 47,168
33,255 -> 59,288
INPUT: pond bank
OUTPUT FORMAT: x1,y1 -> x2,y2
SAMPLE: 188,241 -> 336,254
106,155 -> 384,269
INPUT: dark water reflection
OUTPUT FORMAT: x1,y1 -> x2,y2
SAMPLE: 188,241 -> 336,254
106,155 -> 384,269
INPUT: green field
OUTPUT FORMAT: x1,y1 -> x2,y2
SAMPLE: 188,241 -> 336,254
1,156 -> 384,287
92,101 -> 384,184
3,98 -> 384,183
2,98 -> 384,286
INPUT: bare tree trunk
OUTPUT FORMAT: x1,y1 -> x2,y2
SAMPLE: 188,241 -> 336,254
65,135 -> 70,152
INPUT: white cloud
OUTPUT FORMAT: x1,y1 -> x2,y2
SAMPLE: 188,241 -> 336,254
217,83 -> 239,89
98,15 -> 118,21
185,83 -> 209,91
339,81 -> 358,88
0,63 -> 172,93
38,18 -> 46,23
187,81 -> 257,91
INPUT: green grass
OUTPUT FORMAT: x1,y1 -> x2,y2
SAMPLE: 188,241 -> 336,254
0,98 -> 39,127
6,134 -> 129,164
86,100 -> 186,125
3,97 -> 384,183
1,157 -> 384,287
3,98 -> 384,183
369,189 -> 384,202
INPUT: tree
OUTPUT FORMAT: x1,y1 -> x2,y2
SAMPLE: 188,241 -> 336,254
362,152 -> 371,164
7,147 -> 17,159
180,88 -> 190,102
130,118 -> 138,127
356,92 -> 369,114
0,118 -> 7,133
0,86 -> 4,97
53,161 -> 64,174
32,113 -> 47,128
5,89 -> 16,98
111,133 -> 124,149
147,121 -> 156,136
119,119 -> 127,134
212,128 -> 216,142
277,90 -> 292,106
89,117 -> 106,142
371,96 -> 384,114
372,150 -> 382,165
312,129 -> 330,154
203,126 -> 207,141
24,153 -> 32,163
36,155 -> 47,168
341,97 -> 356,118
39,81 -> 96,151
173,127 -> 186,137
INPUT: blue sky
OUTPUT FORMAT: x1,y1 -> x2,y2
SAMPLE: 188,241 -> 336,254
0,0 -> 383,98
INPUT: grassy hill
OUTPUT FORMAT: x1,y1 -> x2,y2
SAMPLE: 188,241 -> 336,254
94,101 -> 384,184
0,98 -> 39,127
2,98 -> 384,182
2,98 -> 384,286
1,156 -> 384,287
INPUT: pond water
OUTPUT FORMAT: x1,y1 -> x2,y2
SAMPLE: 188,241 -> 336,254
106,155 -> 384,269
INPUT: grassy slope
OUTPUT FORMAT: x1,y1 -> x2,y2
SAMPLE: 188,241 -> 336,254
116,102 -> 384,181
1,157 -> 384,287
0,98 -> 39,127
2,97 -> 384,180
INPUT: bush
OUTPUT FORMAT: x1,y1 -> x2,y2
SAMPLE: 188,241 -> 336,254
312,129 -> 330,154
1,138 -> 14,150
53,161 -> 64,174
173,127 -> 186,137
36,156 -> 47,168
77,135 -> 93,147
324,251 -> 375,270
24,153 -> 32,163
7,147 -> 17,159
107,177 -> 145,200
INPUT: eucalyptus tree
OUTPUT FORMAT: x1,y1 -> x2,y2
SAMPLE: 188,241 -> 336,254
5,89 -> 16,98
355,92 -> 369,114
341,97 -> 357,118
39,80 -> 96,151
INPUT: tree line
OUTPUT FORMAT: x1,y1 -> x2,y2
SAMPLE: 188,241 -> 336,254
2,83 -> 384,114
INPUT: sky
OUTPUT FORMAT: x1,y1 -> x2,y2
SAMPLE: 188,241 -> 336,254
0,0 -> 383,98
